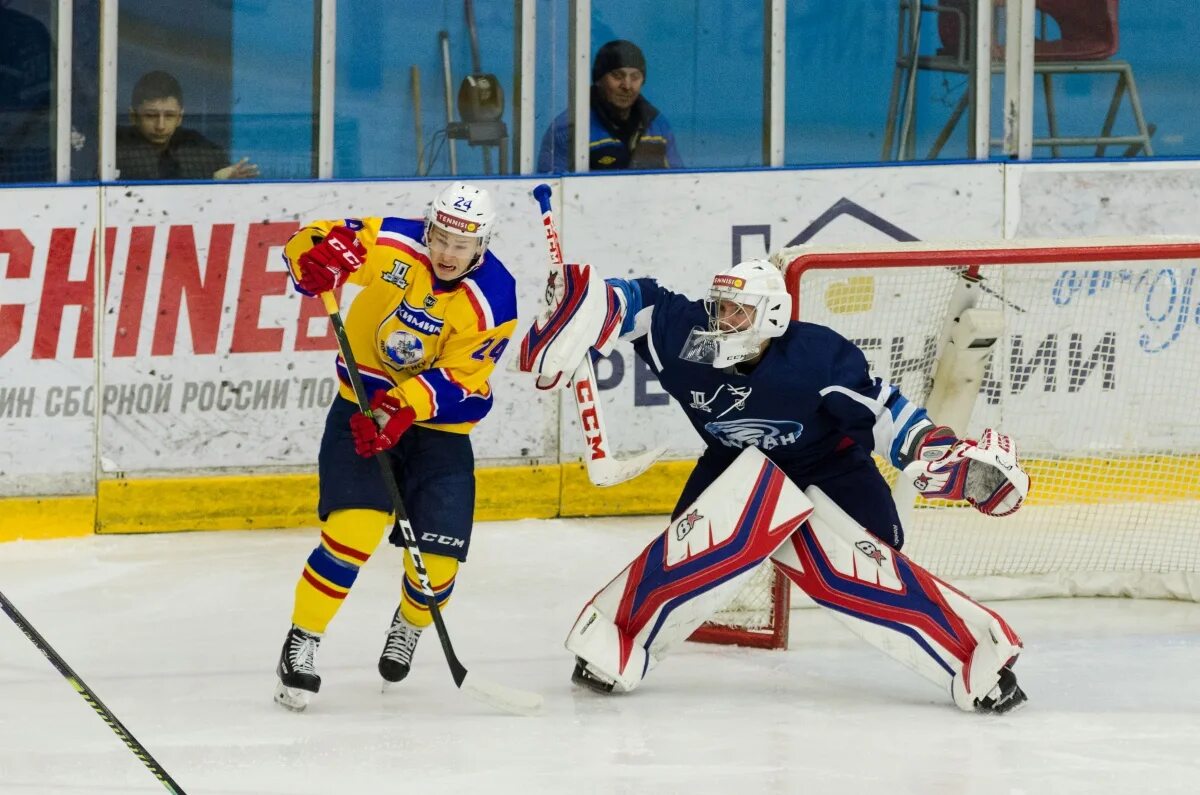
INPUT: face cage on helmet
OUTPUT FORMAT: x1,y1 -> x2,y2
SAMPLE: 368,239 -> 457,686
704,288 -> 767,336
678,290 -> 771,368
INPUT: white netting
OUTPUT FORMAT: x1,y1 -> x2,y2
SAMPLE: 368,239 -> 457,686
698,239 -> 1200,647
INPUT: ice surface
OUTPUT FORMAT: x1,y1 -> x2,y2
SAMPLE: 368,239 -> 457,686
1,516 -> 1199,794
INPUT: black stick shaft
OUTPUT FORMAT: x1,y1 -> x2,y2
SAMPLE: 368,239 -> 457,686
318,293 -> 469,686
0,589 -> 186,794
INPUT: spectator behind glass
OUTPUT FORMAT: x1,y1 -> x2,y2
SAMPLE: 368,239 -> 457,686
538,39 -> 683,173
0,1 -> 52,183
116,70 -> 259,181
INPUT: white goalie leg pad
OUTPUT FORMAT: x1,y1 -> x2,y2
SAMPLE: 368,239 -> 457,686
517,263 -> 626,390
565,447 -> 813,692
770,486 -> 1023,711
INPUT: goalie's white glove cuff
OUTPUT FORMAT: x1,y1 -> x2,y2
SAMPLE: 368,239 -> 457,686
898,421 -> 958,469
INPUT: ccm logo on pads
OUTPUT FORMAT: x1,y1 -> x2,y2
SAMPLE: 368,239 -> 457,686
420,532 -> 465,548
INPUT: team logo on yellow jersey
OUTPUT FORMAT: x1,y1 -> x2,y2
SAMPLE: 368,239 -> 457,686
383,330 -> 425,367
394,299 -> 444,335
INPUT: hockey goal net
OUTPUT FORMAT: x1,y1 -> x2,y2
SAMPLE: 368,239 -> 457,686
691,237 -> 1200,650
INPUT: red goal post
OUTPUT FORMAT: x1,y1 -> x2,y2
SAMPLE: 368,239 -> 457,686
689,237 -> 1200,650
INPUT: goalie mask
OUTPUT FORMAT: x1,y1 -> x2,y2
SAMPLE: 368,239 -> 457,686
424,182 -> 496,279
681,260 -> 791,368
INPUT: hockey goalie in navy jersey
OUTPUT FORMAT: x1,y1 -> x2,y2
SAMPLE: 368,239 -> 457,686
518,258 -> 1031,714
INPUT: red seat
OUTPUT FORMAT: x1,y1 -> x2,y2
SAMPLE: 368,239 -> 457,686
939,0 -> 1119,62
883,0 -> 1152,160
1033,0 -> 1119,61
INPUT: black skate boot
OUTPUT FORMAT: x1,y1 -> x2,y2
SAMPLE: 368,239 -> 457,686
570,656 -> 616,694
379,608 -> 423,686
975,664 -> 1028,714
274,625 -> 321,712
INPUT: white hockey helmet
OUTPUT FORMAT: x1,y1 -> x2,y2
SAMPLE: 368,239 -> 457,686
681,259 -> 792,368
425,182 -> 496,270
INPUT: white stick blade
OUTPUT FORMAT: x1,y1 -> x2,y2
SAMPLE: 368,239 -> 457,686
461,673 -> 544,716
586,445 -> 668,487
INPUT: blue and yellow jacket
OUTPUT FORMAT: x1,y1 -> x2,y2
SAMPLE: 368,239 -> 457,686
538,90 -> 683,173
284,217 -> 518,435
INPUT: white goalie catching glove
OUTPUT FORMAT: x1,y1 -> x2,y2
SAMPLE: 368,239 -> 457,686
517,263 -> 626,390
904,424 -> 1030,517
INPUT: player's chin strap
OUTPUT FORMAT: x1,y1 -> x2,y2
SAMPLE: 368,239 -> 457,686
519,183 -> 665,487
318,291 -> 542,717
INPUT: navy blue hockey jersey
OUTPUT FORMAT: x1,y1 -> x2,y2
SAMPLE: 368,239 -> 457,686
609,278 -> 931,478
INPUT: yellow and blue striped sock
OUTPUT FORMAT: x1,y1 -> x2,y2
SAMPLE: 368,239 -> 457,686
292,508 -> 390,634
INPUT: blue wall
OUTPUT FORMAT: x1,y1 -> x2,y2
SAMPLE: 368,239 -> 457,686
217,0 -> 1200,179
230,1 -> 315,178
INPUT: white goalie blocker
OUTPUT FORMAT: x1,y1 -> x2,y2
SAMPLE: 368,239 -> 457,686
516,261 -> 666,486
568,447 -> 1024,711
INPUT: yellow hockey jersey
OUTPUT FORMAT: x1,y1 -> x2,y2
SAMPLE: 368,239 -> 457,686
284,216 -> 518,434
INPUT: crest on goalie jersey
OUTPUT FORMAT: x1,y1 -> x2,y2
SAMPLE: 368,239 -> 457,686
704,418 -> 803,450
383,330 -> 425,367
689,384 -> 753,417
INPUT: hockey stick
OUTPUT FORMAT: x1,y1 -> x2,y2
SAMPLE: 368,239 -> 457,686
317,292 -> 542,716
530,183 -> 665,486
0,589 -> 186,793
438,30 -> 458,176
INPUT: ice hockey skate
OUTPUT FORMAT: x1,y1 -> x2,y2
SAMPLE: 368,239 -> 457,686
378,608 -> 423,687
570,656 -> 617,694
274,625 -> 321,712
973,665 -> 1028,714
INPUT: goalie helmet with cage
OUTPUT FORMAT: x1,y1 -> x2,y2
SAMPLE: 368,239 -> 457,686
424,182 -> 496,273
681,259 -> 792,368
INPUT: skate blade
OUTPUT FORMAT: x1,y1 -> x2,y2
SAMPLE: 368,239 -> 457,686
274,682 -> 312,712
380,670 -> 408,692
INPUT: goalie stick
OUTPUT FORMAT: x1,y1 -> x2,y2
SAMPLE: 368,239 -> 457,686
0,588 -> 186,794
530,183 -> 665,486
317,291 -> 543,717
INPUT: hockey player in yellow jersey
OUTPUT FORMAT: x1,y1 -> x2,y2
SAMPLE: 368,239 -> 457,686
274,183 -> 518,711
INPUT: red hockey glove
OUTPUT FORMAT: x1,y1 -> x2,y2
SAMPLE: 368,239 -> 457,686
296,225 -> 366,294
349,390 -> 416,457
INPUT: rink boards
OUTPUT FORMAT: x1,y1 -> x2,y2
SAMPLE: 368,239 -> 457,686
3,161 -> 1200,539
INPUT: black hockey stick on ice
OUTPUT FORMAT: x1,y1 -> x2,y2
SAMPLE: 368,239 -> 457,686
317,291 -> 542,716
526,183 -> 665,486
0,589 -> 186,794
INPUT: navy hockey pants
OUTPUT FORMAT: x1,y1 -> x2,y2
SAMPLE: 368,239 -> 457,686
317,396 -> 476,561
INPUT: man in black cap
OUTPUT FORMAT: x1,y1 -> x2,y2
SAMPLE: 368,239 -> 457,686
538,39 -> 683,173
